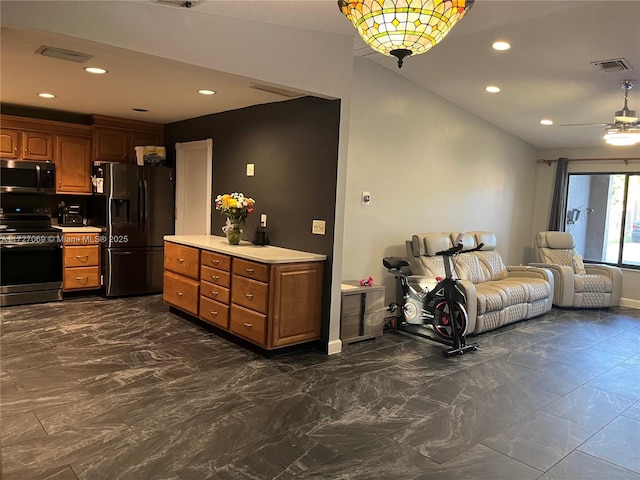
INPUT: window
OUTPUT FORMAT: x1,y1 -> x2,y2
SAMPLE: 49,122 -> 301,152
565,173 -> 640,268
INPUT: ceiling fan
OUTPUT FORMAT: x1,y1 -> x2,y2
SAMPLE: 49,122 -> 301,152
560,79 -> 640,146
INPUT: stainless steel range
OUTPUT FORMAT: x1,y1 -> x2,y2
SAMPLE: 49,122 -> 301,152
0,209 -> 63,306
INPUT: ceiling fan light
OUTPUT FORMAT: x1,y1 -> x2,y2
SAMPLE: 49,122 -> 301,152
338,0 -> 475,68
614,108 -> 639,123
604,131 -> 640,146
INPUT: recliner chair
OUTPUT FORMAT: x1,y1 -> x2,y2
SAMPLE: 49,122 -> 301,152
531,231 -> 622,308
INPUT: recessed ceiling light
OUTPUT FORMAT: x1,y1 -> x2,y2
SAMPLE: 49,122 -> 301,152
198,89 -> 216,95
37,92 -> 56,99
132,108 -> 148,112
540,119 -> 554,126
492,41 -> 511,51
84,67 -> 108,75
485,86 -> 501,93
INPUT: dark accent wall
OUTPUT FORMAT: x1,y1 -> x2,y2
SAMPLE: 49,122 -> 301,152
164,96 -> 341,346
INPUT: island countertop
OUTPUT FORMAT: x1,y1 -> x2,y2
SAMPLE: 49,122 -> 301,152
164,235 -> 327,264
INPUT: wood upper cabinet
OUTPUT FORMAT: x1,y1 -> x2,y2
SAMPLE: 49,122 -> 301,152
23,131 -> 54,160
91,115 -> 164,163
55,135 -> 92,193
0,129 -> 21,159
0,128 -> 53,161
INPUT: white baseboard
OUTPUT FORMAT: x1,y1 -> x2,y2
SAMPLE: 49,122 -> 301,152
327,339 -> 342,355
620,298 -> 640,309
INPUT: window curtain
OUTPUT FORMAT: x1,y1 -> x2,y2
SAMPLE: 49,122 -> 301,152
548,157 -> 569,231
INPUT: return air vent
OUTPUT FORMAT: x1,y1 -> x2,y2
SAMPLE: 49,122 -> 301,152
249,84 -> 303,98
36,45 -> 93,63
591,58 -> 633,73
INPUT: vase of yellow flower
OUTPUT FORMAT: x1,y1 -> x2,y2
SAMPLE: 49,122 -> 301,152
214,192 -> 256,245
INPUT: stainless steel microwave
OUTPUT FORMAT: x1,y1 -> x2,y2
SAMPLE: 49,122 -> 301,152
0,159 -> 56,194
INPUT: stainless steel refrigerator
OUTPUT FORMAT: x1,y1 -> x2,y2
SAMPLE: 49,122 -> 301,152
100,163 -> 175,297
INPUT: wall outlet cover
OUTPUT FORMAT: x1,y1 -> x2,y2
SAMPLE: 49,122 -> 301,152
312,219 -> 326,235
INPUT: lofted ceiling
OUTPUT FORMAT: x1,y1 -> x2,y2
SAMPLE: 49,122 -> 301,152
1,0 -> 639,149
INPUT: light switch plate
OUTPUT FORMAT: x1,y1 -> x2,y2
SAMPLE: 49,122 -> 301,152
246,163 -> 255,176
312,220 -> 326,235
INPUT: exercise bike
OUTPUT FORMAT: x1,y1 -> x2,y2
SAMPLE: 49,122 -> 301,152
382,237 -> 482,357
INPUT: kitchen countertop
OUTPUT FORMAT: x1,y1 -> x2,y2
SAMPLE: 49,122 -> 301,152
164,235 -> 326,264
54,225 -> 104,233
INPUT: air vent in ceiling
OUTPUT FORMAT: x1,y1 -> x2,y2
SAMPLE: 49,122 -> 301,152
249,84 -> 303,98
36,45 -> 93,63
591,58 -> 633,73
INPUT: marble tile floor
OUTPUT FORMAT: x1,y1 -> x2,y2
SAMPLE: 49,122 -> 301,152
1,295 -> 640,480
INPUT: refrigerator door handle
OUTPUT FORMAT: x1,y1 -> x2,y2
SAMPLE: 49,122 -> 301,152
138,179 -> 145,236
143,179 -> 149,236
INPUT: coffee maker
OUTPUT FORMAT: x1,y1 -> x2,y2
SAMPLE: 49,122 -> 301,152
58,202 -> 83,226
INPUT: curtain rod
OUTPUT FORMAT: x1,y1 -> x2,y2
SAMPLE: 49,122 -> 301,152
537,157 -> 640,166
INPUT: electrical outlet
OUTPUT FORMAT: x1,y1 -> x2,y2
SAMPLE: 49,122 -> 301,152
246,163 -> 255,176
260,214 -> 267,227
362,191 -> 371,206
312,220 -> 326,235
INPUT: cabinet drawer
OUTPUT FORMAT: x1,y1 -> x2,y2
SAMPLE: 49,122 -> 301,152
200,265 -> 231,288
232,275 -> 268,314
64,233 -> 100,245
163,271 -> 199,315
164,242 -> 199,279
201,251 -> 231,272
232,258 -> 269,282
341,294 -> 364,317
64,266 -> 100,291
64,246 -> 99,267
200,280 -> 230,304
230,304 -> 267,346
199,296 -> 230,329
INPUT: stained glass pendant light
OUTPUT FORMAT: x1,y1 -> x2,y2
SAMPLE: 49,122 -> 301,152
338,0 -> 475,68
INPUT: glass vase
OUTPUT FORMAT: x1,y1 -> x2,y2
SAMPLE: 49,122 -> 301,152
225,223 -> 243,245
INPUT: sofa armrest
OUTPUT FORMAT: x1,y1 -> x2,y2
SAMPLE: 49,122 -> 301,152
585,264 -> 623,305
529,263 -> 574,306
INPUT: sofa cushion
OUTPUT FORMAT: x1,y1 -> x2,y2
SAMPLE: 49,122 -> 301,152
411,233 -> 451,257
453,251 -> 492,284
544,231 -> 575,249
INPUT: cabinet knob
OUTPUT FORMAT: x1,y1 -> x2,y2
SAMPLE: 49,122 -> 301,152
242,322 -> 253,328
244,293 -> 254,300
177,258 -> 184,264
245,268 -> 255,274
210,291 -> 218,296
209,310 -> 218,316
176,291 -> 183,297
211,275 -> 219,280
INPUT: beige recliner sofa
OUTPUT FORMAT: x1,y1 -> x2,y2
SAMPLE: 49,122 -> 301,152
531,231 -> 622,308
406,231 -> 553,335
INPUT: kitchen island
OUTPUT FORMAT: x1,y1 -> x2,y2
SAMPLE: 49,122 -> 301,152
163,235 -> 326,351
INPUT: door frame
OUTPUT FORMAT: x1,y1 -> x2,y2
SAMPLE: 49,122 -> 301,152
175,139 -> 212,235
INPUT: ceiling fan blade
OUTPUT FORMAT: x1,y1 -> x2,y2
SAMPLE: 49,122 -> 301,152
558,122 -> 610,127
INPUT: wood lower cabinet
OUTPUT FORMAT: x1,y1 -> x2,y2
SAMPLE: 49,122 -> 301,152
63,234 -> 101,291
163,240 -> 324,350
199,251 -> 231,329
163,242 -> 200,316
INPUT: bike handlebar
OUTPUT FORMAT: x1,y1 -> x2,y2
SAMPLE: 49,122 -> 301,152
435,242 -> 485,257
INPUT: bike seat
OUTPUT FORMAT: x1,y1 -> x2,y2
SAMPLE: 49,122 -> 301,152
383,256 -> 410,269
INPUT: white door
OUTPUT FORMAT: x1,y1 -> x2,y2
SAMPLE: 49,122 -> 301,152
175,139 -> 212,235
